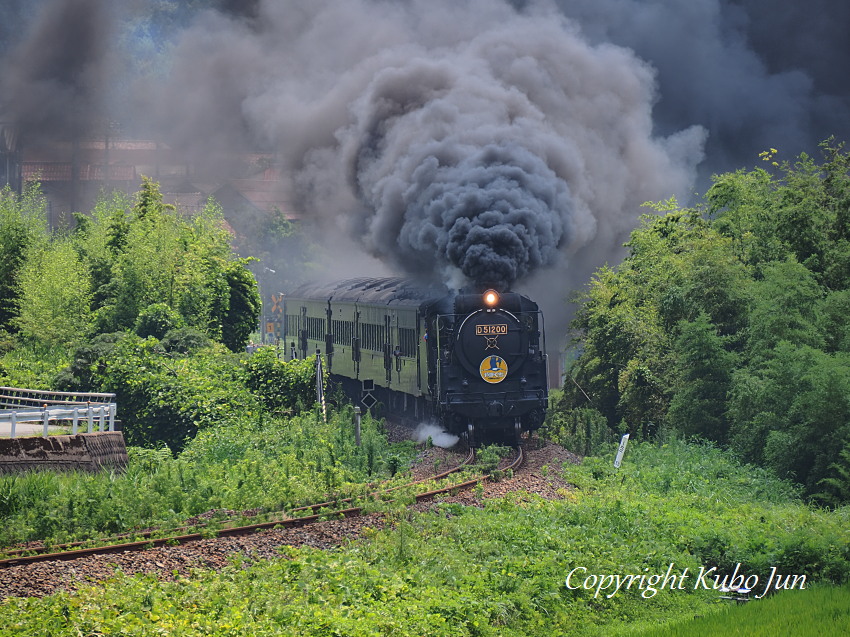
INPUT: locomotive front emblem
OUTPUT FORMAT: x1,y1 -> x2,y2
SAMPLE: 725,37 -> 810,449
477,324 -> 506,351
479,355 -> 508,384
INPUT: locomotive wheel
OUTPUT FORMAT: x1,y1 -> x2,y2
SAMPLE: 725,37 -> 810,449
514,418 -> 523,446
467,422 -> 476,448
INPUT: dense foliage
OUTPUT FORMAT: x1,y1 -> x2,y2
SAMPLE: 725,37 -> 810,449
561,142 -> 850,501
51,334 -> 325,451
0,178 -> 274,450
2,441 -> 846,636
0,407 -> 409,548
0,178 -> 260,353
0,183 -> 47,339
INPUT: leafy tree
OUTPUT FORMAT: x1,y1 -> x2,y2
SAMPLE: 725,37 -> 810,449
69,181 -> 260,351
221,259 -> 261,352
0,183 -> 47,332
818,289 -> 850,353
563,142 -> 850,500
160,326 -> 211,354
816,441 -> 850,505
667,313 -> 737,443
746,259 -> 824,361
134,302 -> 184,339
242,347 -> 322,415
729,344 -> 850,492
14,237 -> 93,348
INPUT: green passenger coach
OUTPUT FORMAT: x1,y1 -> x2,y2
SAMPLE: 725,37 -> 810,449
282,278 -> 448,419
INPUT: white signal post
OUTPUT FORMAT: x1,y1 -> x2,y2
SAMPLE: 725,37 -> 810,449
614,433 -> 630,469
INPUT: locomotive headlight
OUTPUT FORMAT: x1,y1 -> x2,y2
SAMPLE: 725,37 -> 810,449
483,289 -> 500,307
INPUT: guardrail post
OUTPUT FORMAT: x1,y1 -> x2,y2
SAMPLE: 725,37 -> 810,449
72,407 -> 79,435
109,403 -> 115,432
42,404 -> 50,437
354,406 -> 361,447
10,411 -> 16,439
87,402 -> 93,433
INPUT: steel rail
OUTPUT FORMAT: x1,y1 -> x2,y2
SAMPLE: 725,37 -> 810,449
0,446 -> 483,567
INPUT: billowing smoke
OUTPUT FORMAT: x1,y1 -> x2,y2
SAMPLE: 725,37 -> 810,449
154,0 -> 703,290
295,16 -> 704,290
545,0 -> 850,182
0,0 -> 112,142
3,0 -> 850,291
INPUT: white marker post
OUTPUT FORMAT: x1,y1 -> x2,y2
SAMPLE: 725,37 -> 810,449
315,349 -> 326,423
614,433 -> 630,469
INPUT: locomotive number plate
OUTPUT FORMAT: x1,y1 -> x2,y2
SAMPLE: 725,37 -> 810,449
476,324 -> 507,335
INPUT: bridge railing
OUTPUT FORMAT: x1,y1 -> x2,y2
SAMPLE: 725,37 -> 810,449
0,387 -> 117,438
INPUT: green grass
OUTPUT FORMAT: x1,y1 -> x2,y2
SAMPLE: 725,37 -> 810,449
1,440 -> 847,636
623,585 -> 850,636
0,407 -> 416,549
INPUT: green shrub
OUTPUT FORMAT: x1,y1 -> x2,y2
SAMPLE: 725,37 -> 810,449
242,347 -> 321,415
544,391 -> 614,455
134,302 -> 183,339
105,337 -> 256,450
160,326 -> 212,354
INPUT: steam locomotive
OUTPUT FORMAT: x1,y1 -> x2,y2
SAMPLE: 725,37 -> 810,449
281,277 -> 549,445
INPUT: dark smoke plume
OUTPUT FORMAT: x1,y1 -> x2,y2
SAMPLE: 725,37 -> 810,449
546,0 -> 850,182
0,0 -> 113,142
162,0 -> 702,291
4,0 -> 850,293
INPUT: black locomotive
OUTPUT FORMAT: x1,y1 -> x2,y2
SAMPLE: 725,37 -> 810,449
282,277 -> 548,445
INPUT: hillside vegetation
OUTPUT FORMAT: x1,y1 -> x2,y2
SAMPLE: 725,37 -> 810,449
555,141 -> 850,502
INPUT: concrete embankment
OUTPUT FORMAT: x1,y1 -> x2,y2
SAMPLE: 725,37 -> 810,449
0,432 -> 128,474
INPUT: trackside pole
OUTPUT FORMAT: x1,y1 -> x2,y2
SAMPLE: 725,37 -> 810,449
354,406 -> 362,447
316,349 -> 326,423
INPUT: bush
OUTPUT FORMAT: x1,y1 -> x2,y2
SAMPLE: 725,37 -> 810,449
134,302 -> 183,340
53,332 -> 125,391
242,347 -> 321,415
160,327 -> 212,354
544,391 -> 614,455
85,335 -> 259,451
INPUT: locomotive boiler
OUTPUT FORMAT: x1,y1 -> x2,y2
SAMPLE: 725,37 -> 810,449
282,277 -> 548,445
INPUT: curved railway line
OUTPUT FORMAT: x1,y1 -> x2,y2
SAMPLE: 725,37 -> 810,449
0,446 -> 525,570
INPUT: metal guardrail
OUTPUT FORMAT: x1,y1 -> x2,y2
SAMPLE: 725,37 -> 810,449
0,387 -> 117,438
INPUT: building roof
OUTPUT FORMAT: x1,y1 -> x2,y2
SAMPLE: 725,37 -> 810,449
22,162 -> 137,182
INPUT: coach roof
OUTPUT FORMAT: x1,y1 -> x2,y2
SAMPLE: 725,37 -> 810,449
287,277 -> 448,307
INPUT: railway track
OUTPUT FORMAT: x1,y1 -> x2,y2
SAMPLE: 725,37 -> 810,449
0,446 -> 526,569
